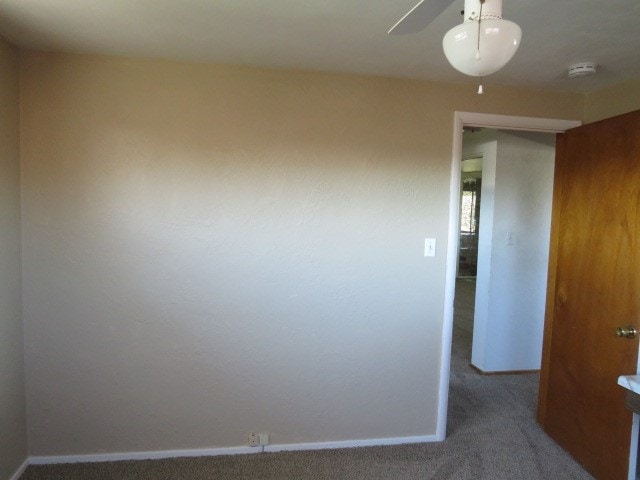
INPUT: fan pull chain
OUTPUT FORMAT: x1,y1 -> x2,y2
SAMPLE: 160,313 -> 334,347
476,0 -> 485,60
476,0 -> 485,94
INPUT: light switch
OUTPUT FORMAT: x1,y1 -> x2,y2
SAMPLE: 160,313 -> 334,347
506,231 -> 514,245
425,238 -> 436,257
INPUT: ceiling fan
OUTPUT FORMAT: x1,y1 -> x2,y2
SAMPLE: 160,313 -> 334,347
388,0 -> 521,92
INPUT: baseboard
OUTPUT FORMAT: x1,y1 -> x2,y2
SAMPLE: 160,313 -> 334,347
470,364 -> 540,376
29,446 -> 256,465
264,434 -> 438,453
28,434 -> 438,465
9,458 -> 29,480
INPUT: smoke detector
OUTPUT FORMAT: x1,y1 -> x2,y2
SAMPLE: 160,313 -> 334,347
568,62 -> 597,78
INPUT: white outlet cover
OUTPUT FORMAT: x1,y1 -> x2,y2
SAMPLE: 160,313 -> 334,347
248,433 -> 259,447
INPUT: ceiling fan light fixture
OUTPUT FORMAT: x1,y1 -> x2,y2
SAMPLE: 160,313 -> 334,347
442,0 -> 521,77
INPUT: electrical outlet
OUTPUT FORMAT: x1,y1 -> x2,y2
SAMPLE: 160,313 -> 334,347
248,433 -> 259,447
248,433 -> 269,447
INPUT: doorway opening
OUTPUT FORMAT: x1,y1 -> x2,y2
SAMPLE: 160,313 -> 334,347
436,113 -> 581,441
449,127 -> 557,445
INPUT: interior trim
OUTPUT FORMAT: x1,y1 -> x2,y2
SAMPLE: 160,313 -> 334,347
28,434 -> 439,465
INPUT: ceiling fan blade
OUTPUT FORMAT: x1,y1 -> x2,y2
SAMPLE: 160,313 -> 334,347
388,0 -> 454,35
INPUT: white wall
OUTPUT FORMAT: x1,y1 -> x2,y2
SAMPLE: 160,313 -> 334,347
0,36 -> 28,477
464,130 -> 556,372
19,51 -> 584,458
461,131 -> 497,370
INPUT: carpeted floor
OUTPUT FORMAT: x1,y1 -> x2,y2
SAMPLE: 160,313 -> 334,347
20,278 -> 593,479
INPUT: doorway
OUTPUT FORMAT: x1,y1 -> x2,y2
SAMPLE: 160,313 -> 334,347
436,112 -> 581,440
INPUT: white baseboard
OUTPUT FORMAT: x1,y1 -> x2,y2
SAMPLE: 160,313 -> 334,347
29,445 -> 256,465
29,434 -> 438,466
9,459 -> 29,480
264,434 -> 438,453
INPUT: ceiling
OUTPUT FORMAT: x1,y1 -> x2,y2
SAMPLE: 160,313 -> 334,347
0,0 -> 638,93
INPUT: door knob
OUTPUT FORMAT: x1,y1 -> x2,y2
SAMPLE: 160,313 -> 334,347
616,326 -> 638,339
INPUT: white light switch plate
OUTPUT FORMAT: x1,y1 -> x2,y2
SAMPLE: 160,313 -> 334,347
506,231 -> 514,245
425,238 -> 436,257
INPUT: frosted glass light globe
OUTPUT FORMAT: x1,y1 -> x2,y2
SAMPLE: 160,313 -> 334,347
442,18 -> 522,77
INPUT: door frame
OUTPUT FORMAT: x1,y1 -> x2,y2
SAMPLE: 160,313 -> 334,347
436,112 -> 581,440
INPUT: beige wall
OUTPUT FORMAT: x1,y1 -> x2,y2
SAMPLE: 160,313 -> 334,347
584,78 -> 640,123
20,51 -> 584,456
0,37 -> 27,476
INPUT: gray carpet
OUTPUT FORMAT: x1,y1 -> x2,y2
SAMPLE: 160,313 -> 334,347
20,278 -> 593,479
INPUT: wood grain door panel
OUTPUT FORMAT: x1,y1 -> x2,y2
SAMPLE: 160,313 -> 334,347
538,110 -> 640,480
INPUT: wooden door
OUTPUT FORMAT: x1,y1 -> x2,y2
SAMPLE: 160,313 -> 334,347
538,109 -> 640,480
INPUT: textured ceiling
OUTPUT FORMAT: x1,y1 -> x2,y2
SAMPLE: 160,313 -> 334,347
0,0 -> 638,93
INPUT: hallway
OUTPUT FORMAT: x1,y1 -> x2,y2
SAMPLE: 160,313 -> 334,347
445,278 -> 593,478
